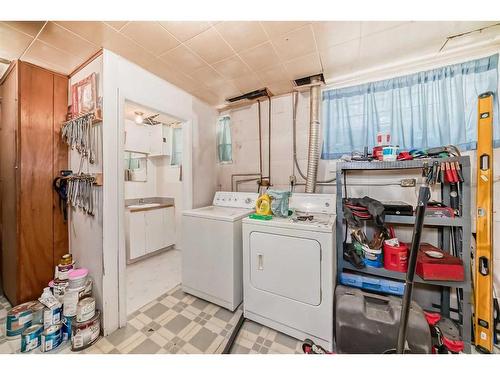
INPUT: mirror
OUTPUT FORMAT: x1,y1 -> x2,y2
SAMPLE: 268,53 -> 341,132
124,151 -> 148,182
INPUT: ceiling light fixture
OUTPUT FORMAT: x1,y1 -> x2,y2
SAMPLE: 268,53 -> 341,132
134,111 -> 144,124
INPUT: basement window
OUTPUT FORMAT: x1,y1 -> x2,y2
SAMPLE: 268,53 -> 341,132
321,54 -> 499,159
217,115 -> 233,163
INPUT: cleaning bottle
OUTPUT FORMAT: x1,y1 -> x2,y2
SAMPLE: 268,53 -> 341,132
254,193 -> 273,218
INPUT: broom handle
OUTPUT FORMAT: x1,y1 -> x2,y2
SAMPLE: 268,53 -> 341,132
396,183 -> 431,353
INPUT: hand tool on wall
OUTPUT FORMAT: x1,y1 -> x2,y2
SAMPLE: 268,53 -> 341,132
53,170 -> 73,222
474,91 -> 494,353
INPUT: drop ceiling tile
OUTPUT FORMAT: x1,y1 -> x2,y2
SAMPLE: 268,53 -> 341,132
357,22 -> 448,70
38,22 -> 98,60
189,65 -> 226,88
158,21 -> 212,42
256,64 -> 290,84
54,21 -> 108,45
283,52 -> 322,80
185,26 -> 234,64
104,21 -> 128,31
320,39 -> 360,75
312,21 -> 361,50
159,44 -> 206,74
239,41 -> 281,71
261,21 -> 310,38
360,21 -> 409,36
215,21 -> 268,52
3,21 -> 45,37
271,25 -> 317,62
212,55 -> 252,79
267,80 -> 294,96
99,25 -> 158,70
229,73 -> 262,93
190,88 -> 219,106
121,22 -> 179,56
209,81 -> 241,100
0,22 -> 34,60
22,39 -> 80,74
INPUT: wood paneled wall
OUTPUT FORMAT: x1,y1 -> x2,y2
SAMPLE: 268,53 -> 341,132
1,61 -> 68,304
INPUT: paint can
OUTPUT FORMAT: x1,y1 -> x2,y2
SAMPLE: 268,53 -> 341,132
60,253 -> 73,266
71,310 -> 100,352
63,288 -> 79,317
49,278 -> 69,302
76,297 -> 95,322
68,268 -> 88,289
41,324 -> 62,352
62,279 -> 93,317
6,302 -> 33,338
43,304 -> 62,329
56,262 -> 74,281
62,315 -> 74,341
382,146 -> 399,161
21,324 -> 43,352
30,301 -> 45,325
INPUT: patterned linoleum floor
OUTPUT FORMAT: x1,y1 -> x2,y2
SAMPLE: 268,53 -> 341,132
0,285 -> 302,354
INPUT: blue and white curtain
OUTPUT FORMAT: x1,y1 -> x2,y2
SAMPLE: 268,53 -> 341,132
170,127 -> 182,166
217,115 -> 232,163
321,54 -> 499,159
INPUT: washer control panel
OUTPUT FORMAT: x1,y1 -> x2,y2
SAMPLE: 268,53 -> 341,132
213,191 -> 259,209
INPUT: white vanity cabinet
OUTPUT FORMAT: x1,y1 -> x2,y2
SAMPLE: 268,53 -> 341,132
126,206 -> 175,263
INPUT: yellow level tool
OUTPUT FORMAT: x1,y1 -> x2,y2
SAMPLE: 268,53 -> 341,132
474,91 -> 494,353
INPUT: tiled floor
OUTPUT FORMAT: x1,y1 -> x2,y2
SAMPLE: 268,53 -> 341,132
229,320 -> 302,354
0,285 -> 303,354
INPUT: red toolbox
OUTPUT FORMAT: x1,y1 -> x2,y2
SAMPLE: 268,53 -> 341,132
416,243 -> 464,281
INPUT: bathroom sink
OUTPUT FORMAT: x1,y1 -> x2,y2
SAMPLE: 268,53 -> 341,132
127,203 -> 162,209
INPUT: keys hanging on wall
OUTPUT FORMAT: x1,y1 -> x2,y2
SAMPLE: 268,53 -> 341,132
61,112 -> 97,164
66,173 -> 100,216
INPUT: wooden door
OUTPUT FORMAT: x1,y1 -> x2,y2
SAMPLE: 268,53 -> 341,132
0,64 -> 19,304
52,74 -> 68,266
18,62 -> 55,302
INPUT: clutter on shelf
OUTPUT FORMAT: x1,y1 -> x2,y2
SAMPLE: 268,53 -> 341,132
5,253 -> 101,353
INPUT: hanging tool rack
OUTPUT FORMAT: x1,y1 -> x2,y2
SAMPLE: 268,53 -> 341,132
61,109 -> 103,216
335,156 -> 472,353
61,110 -> 102,164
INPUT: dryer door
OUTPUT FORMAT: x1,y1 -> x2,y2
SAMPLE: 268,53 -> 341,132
249,231 -> 321,306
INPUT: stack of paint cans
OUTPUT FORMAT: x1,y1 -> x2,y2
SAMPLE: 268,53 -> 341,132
6,300 -> 45,352
3,253 -> 101,353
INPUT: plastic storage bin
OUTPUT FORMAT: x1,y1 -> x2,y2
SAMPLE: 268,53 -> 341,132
339,272 -> 405,296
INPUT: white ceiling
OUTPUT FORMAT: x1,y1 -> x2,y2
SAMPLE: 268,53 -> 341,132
1,21 -> 499,108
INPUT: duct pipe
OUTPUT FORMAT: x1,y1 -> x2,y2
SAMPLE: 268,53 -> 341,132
305,77 -> 322,193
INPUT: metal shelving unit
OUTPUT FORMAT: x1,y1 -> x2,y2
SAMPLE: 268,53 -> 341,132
336,156 -> 472,353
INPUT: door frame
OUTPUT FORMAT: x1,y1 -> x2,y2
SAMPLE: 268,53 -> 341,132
116,91 -> 193,328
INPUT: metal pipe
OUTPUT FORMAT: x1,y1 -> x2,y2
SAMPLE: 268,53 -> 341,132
305,78 -> 322,193
292,91 -> 335,184
235,177 -> 261,192
268,96 -> 272,185
231,173 -> 262,192
257,100 -> 263,177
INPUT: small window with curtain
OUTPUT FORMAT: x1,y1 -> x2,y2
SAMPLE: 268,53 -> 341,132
170,126 -> 182,166
321,54 -> 499,159
217,115 -> 232,163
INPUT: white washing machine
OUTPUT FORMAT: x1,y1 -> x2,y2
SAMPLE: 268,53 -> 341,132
182,191 -> 259,311
242,193 -> 336,350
